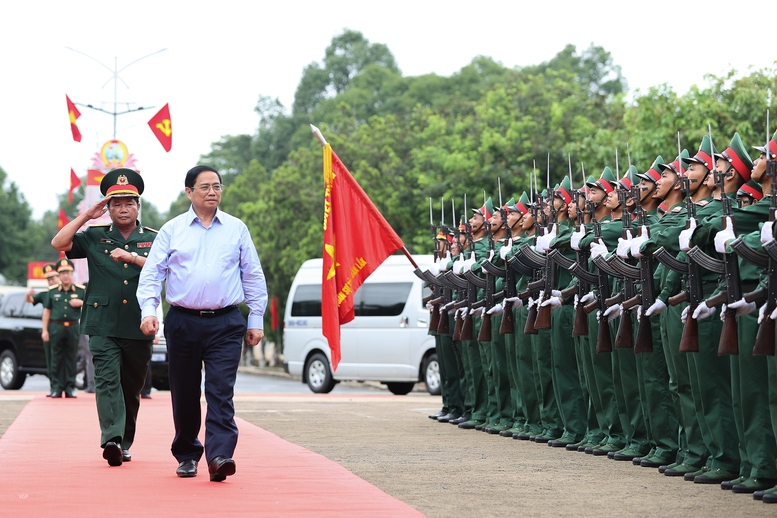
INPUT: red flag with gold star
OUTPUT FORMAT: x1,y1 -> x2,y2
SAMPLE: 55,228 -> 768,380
86,169 -> 105,186
69,168 -> 81,203
321,144 -> 404,370
57,209 -> 70,258
148,103 -> 172,152
66,95 -> 82,142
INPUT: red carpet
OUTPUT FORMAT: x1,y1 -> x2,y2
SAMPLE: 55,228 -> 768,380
0,393 -> 423,517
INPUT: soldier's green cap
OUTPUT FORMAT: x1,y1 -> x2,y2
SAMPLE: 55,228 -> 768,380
472,197 -> 494,219
637,155 -> 664,183
753,128 -> 777,159
541,188 -> 548,198
587,166 -> 615,194
683,135 -> 717,169
715,132 -> 754,181
100,168 -> 144,198
509,192 -> 531,215
501,197 -> 515,210
554,176 -> 572,204
43,263 -> 59,278
56,258 -> 75,273
619,165 -> 639,190
737,179 -> 764,201
658,149 -> 690,176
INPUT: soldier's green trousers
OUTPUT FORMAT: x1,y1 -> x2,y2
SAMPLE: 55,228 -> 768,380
575,322 -> 606,445
438,332 -> 466,417
478,328 -> 499,426
550,304 -> 586,441
611,313 -> 649,454
635,315 -> 678,462
732,312 -> 777,479
488,314 -> 514,427
531,326 -> 562,438
662,303 -> 708,468
515,306 -> 543,434
686,313 -> 739,473
48,322 -> 79,393
452,338 -> 473,419
587,310 -> 624,447
89,336 -> 152,449
503,324 -> 526,431
433,333 -> 452,415
43,340 -> 54,392
463,316 -> 488,423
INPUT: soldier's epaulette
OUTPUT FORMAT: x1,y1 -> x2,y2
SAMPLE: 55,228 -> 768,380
696,200 -> 709,206
74,284 -> 86,289
48,285 -> 58,291
142,226 -> 159,233
671,206 -> 683,212
89,223 -> 111,227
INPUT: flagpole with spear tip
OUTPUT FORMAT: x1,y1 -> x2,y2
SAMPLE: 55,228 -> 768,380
311,124 -> 418,268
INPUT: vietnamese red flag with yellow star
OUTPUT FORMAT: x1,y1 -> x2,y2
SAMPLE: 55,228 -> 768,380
58,209 -> 70,258
69,168 -> 81,203
66,95 -> 82,142
321,144 -> 404,370
148,103 -> 172,152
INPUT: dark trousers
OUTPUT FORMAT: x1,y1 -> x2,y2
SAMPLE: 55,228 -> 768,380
165,306 -> 246,464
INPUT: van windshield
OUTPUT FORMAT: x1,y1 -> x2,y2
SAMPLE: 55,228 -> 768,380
290,282 -> 413,317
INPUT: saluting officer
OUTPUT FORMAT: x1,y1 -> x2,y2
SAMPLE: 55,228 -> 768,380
26,263 -> 59,396
42,259 -> 85,398
51,168 -> 156,467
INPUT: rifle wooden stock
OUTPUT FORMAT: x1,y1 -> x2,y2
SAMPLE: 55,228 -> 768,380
534,302 -> 552,330
596,315 -> 613,353
754,302 -> 776,356
524,304 -> 538,334
561,285 -> 579,299
572,304 -> 589,337
583,299 -> 599,314
668,291 -> 689,306
718,308 -> 739,355
460,313 -> 474,340
437,309 -> 450,335
622,294 -> 641,311
528,278 -> 545,292
499,301 -> 515,335
452,313 -> 463,341
428,298 -> 442,333
604,292 -> 623,308
705,291 -> 727,308
422,293 -> 434,305
678,304 -> 699,353
634,314 -> 654,354
744,287 -> 767,304
478,313 -> 492,341
614,310 -> 633,349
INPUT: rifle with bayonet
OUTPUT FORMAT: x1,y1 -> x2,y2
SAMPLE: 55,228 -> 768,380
562,164 -> 592,336
477,190 -> 499,342
610,150 -> 637,348
582,192 -> 614,353
535,158 -> 558,330
523,163 -> 543,335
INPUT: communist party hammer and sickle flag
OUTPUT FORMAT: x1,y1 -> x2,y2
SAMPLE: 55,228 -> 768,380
320,136 -> 405,371
148,103 -> 172,152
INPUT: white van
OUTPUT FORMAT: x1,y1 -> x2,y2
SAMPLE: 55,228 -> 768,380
283,254 -> 439,395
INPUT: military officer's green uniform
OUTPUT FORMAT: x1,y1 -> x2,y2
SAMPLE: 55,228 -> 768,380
44,259 -> 85,397
65,169 -> 156,456
30,263 -> 59,394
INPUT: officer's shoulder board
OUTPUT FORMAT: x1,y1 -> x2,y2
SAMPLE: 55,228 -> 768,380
142,226 -> 159,234
47,285 -> 58,291
74,283 -> 86,289
696,200 -> 709,207
671,206 -> 683,212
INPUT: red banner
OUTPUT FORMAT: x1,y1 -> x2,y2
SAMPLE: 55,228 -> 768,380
148,103 -> 172,152
270,296 -> 278,331
58,209 -> 69,230
66,95 -> 81,142
321,144 -> 404,370
28,261 -> 50,280
87,169 -> 105,186
69,168 -> 81,203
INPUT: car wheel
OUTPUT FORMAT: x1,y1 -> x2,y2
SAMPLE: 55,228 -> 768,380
0,350 -> 26,390
424,353 -> 441,395
385,382 -> 415,396
305,352 -> 335,394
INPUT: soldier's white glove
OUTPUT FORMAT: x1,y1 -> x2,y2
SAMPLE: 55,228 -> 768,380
439,252 -> 451,271
579,292 -> 596,305
570,226 -> 586,251
617,229 -> 633,258
759,303 -> 769,324
630,226 -> 649,258
761,221 -> 775,245
426,301 -> 434,311
527,297 -> 536,309
504,296 -> 523,308
719,303 -> 727,322
714,218 -> 736,254
645,299 -> 667,317
463,252 -> 476,270
590,239 -> 608,259
537,224 -> 557,253
551,290 -> 562,297
487,303 -> 504,315
771,305 -> 777,320
457,307 -> 468,320
692,301 -> 716,320
728,298 -> 757,317
541,296 -> 562,309
603,304 -> 622,322
499,239 -> 513,260
573,294 -> 579,310
678,219 -> 696,252
487,249 -> 495,261
595,310 -> 601,322
452,258 -> 465,274
428,262 -> 440,276
681,305 -> 689,324
470,306 -> 483,317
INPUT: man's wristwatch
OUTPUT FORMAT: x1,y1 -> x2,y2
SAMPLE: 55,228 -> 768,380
130,252 -> 138,264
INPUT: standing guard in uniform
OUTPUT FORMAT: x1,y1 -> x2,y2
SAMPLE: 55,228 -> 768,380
51,168 -> 156,467
26,263 -> 59,396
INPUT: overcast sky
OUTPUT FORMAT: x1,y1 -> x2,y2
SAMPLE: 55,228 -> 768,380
2,0 -> 774,219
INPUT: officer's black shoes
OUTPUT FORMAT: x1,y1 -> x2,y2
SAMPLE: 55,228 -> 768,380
449,416 -> 468,425
458,420 -> 480,430
48,392 -> 62,398
208,456 -> 236,482
65,391 -> 77,398
103,441 -> 123,467
437,413 -> 456,423
122,450 -> 131,462
176,459 -> 198,478
428,411 -> 445,420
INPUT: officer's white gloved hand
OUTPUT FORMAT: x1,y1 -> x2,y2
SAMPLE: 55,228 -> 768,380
439,252 -> 451,271
439,304 -> 447,314
428,262 -> 440,276
580,292 -> 596,305
543,223 -> 558,248
541,296 -> 562,309
771,305 -> 777,320
678,219 -> 697,252
692,301 -> 716,320
762,221 -> 774,245
464,252 -> 476,270
603,303 -> 622,322
500,239 -> 513,260
535,232 -> 550,254
470,306 -> 483,317
617,229 -> 633,258
426,301 -> 434,311
453,258 -> 465,275
504,296 -> 523,308
719,303 -> 727,322
573,294 -> 579,310
714,218 -> 736,254
596,310 -> 602,322
759,302 -> 769,324
681,305 -> 689,324
630,226 -> 649,258
487,249 -> 495,261
527,297 -> 536,309
551,290 -> 562,297
487,303 -> 504,315
590,239 -> 608,259
571,226 -> 586,251
645,299 -> 667,317
728,298 -> 757,317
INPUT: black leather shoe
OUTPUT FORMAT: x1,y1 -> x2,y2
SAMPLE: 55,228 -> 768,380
513,433 -> 531,440
48,392 -> 62,398
437,413 -> 456,423
122,450 -> 131,462
141,394 -> 152,399
176,459 -> 198,478
632,457 -> 643,465
721,477 -> 746,490
640,458 -> 664,468
763,492 -> 777,503
753,490 -> 765,501
103,442 -> 122,466
428,410 -> 445,420
450,416 -> 468,425
732,478 -> 777,494
499,429 -> 514,437
208,456 -> 236,482
65,391 -> 77,398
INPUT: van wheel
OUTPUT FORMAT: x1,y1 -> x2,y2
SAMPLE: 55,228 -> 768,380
0,350 -> 26,390
386,382 -> 415,395
423,353 -> 441,395
306,353 -> 335,394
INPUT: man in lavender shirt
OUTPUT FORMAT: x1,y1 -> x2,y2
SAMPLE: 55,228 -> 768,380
137,165 -> 267,482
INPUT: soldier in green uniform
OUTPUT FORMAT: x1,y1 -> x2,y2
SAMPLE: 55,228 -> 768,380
26,263 -> 59,396
43,259 -> 85,398
736,179 -> 763,207
51,168 -> 156,467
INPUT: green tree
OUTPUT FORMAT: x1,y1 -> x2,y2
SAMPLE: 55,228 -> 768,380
0,166 -> 44,284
